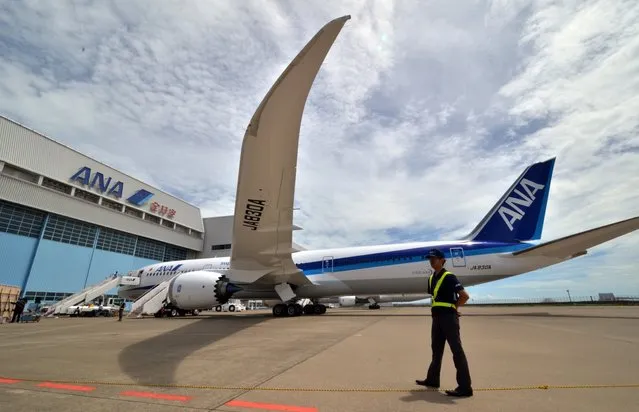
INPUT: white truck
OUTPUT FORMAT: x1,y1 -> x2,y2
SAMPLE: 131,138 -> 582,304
153,305 -> 201,318
67,297 -> 124,317
214,300 -> 246,312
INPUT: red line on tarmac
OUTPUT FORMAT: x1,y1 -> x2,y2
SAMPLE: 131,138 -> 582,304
0,378 -> 21,384
226,399 -> 318,412
120,390 -> 192,402
38,382 -> 96,392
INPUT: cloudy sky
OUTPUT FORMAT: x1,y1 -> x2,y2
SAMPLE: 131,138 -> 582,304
1,0 -> 638,300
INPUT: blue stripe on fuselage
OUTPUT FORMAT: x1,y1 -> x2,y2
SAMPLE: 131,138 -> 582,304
119,242 -> 533,295
297,242 -> 532,275
122,285 -> 156,292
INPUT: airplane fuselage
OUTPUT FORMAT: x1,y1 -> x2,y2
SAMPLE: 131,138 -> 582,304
118,239 -> 566,302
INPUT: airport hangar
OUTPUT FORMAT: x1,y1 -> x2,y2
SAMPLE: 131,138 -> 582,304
0,115 -> 304,304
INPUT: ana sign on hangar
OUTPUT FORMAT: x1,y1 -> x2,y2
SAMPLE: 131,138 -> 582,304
69,166 -> 177,219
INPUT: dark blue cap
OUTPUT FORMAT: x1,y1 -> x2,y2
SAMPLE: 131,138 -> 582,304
425,249 -> 445,259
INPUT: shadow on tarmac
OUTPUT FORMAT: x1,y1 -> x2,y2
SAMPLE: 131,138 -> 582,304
459,312 -> 639,320
400,389 -> 457,405
326,310 -> 639,320
118,314 -> 268,384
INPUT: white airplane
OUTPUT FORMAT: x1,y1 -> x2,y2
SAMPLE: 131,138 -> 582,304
118,15 -> 639,317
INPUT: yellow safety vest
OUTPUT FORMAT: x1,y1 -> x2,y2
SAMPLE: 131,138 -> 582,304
429,271 -> 457,309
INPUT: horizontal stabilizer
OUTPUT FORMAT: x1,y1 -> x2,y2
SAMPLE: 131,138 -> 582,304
512,216 -> 639,259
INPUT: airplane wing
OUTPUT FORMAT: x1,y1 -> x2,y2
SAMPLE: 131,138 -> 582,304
512,215 -> 639,259
229,15 -> 351,286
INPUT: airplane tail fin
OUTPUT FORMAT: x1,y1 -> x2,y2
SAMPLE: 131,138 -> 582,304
464,158 -> 556,243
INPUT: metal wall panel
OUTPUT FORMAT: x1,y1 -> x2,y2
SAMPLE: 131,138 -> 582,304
0,174 -> 203,251
0,233 -> 38,288
0,115 -> 203,232
84,250 -> 157,290
25,243 -> 159,294
26,240 -> 93,293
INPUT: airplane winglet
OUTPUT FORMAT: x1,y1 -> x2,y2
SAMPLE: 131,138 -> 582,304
229,15 -> 351,286
244,15 -> 351,138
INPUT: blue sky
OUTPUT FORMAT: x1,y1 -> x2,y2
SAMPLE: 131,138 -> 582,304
1,1 -> 638,300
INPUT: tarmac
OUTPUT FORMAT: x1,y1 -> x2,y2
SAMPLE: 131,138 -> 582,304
1,305 -> 638,412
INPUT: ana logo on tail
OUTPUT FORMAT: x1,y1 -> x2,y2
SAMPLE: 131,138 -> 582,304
499,178 -> 545,231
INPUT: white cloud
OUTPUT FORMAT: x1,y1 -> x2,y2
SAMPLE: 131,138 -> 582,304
1,0 -> 638,297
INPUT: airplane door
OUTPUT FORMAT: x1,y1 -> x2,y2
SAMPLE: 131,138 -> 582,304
450,247 -> 466,267
322,256 -> 334,273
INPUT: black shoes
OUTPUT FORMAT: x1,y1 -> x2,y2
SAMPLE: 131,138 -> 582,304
415,379 -> 439,388
415,380 -> 473,397
445,387 -> 473,397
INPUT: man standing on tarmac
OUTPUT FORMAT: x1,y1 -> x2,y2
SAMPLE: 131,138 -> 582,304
416,248 -> 473,397
118,302 -> 125,321
11,298 -> 27,323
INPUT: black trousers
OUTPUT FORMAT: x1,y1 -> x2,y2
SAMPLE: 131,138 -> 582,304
11,309 -> 24,323
426,311 -> 472,390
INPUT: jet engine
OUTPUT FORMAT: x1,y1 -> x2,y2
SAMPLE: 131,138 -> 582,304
337,296 -> 369,307
338,296 -> 355,306
167,271 -> 241,310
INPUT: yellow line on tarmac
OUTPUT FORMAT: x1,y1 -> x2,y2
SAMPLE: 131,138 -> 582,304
3,377 -> 639,393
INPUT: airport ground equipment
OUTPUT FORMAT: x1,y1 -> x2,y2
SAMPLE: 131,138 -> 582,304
127,280 -> 202,318
44,276 -> 123,316
66,297 -> 123,317
0,284 -> 21,323
127,280 -> 171,318
214,299 -> 246,312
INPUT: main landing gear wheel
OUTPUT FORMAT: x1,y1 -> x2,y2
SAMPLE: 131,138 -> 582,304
368,304 -> 380,310
273,303 -> 326,317
286,304 -> 302,316
273,304 -> 286,317
314,304 -> 327,315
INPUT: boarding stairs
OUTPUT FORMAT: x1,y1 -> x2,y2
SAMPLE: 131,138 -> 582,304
45,276 -> 122,316
127,280 -> 171,318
